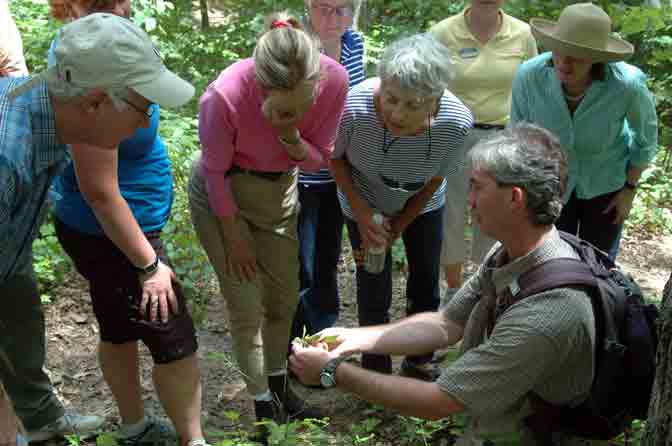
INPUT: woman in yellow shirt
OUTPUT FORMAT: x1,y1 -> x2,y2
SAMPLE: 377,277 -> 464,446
430,0 -> 537,292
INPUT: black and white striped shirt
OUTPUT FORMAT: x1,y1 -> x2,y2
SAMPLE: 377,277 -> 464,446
299,29 -> 365,186
333,78 -> 473,219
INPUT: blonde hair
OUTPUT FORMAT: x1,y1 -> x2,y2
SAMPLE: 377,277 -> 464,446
253,11 -> 321,90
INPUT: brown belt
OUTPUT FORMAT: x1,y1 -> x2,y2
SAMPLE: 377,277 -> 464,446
228,165 -> 288,181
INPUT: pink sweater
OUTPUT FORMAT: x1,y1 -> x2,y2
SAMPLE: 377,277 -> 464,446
198,55 -> 348,217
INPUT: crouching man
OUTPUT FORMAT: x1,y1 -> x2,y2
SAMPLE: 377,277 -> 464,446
291,123 -> 599,445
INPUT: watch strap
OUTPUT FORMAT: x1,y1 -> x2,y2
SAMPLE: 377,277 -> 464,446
134,255 -> 159,275
321,354 -> 350,386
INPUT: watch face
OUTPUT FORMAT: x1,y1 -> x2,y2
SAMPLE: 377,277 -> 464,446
320,372 -> 335,388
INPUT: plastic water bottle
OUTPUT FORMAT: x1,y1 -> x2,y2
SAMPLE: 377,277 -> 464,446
365,212 -> 387,274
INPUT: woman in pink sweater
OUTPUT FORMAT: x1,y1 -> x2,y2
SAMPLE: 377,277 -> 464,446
188,11 -> 347,439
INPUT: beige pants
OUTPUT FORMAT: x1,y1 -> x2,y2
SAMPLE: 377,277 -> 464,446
188,160 -> 300,395
441,127 -> 498,266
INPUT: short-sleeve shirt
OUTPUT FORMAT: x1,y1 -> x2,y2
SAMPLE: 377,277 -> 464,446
430,9 -> 537,125
0,78 -> 70,281
438,228 -> 595,437
48,39 -> 174,235
332,78 -> 473,219
510,53 -> 658,200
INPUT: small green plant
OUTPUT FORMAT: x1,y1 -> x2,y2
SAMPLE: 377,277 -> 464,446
348,417 -> 380,445
96,433 -> 120,446
64,434 -> 83,446
396,415 -> 456,446
292,326 -> 339,348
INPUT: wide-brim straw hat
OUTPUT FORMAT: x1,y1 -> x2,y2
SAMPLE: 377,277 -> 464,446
530,3 -> 634,63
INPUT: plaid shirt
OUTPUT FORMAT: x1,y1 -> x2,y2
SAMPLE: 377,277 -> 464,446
0,77 -> 69,281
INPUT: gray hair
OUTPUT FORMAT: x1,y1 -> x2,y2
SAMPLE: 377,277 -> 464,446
468,122 -> 568,226
377,33 -> 454,99
44,67 -> 129,110
254,11 -> 321,90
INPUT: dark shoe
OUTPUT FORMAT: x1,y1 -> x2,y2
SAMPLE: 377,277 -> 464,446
399,359 -> 442,382
253,399 -> 284,445
268,375 -> 324,420
117,418 -> 177,446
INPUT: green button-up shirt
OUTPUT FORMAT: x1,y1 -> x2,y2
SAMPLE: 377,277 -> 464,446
510,52 -> 658,200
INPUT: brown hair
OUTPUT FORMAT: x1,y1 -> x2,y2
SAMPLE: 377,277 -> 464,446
49,0 -> 122,21
253,11 -> 321,90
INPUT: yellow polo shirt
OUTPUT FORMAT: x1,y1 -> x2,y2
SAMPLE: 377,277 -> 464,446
430,9 -> 537,125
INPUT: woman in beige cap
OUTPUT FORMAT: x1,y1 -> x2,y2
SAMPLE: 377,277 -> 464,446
511,2 -> 658,259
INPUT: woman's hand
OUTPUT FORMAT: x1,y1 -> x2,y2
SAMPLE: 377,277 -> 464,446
354,207 -> 391,255
604,187 -> 636,225
262,97 -> 308,161
388,214 -> 413,243
139,260 -> 180,323
227,236 -> 257,283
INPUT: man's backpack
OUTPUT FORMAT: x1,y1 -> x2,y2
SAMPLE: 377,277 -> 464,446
496,231 -> 659,441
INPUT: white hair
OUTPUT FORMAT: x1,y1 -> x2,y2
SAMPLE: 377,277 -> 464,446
377,33 -> 455,99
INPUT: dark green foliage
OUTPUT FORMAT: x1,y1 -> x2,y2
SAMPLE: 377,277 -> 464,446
11,0 -> 672,307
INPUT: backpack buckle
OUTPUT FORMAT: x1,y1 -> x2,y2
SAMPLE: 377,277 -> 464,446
605,339 -> 627,355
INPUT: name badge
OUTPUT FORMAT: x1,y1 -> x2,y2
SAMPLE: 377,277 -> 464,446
458,47 -> 479,59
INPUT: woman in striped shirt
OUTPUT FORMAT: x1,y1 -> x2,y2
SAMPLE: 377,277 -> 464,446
331,34 -> 473,379
291,0 -> 365,341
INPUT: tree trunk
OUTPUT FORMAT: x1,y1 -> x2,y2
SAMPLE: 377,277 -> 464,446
199,0 -> 209,29
641,272 -> 672,445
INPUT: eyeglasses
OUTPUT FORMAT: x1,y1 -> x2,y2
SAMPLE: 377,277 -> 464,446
378,120 -> 432,193
313,3 -> 353,17
379,174 -> 427,193
120,97 -> 155,118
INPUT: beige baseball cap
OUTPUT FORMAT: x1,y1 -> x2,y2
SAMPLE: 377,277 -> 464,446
9,13 -> 194,108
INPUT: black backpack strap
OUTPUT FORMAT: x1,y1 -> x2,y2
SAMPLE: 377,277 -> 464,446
516,258 -> 597,300
514,257 -> 622,353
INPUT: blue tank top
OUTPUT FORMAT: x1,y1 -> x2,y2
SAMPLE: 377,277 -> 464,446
53,104 -> 174,235
49,39 -> 173,235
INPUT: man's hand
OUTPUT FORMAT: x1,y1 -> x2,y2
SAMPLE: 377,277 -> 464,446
139,260 -> 179,323
289,343 -> 333,387
312,327 -> 372,357
604,187 -> 636,225
227,236 -> 257,283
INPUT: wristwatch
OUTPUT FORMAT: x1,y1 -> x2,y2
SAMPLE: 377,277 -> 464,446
320,355 -> 350,388
133,256 -> 159,276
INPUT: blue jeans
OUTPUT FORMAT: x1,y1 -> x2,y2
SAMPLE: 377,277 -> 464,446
291,183 -> 344,340
345,207 -> 443,374
608,227 -> 623,261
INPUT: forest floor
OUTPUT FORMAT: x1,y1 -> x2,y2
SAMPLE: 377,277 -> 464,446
40,229 -> 672,445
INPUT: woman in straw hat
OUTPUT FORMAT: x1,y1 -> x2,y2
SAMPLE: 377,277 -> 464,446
511,2 -> 658,258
